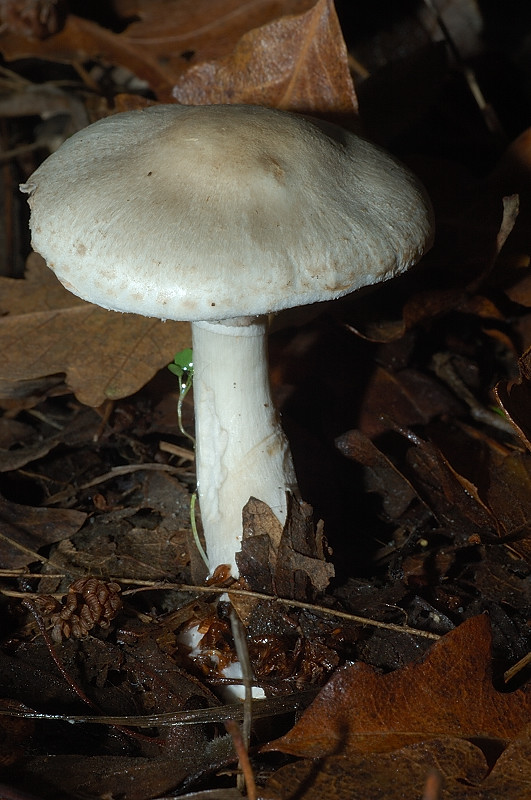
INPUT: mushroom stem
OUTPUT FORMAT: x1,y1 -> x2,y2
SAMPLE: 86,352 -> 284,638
192,317 -> 297,575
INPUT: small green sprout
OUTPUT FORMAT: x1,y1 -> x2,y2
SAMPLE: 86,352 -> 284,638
168,348 -> 208,568
168,348 -> 194,445
489,405 -> 508,419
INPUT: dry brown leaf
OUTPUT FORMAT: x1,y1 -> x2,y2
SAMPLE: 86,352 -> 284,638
264,734 -> 531,800
405,436 -> 500,541
265,615 -> 531,757
172,0 -> 358,115
495,345 -> 531,453
237,496 -> 334,599
471,434 -> 531,561
335,429 -> 420,519
0,0 -> 316,101
0,495 -> 86,569
0,255 -> 190,407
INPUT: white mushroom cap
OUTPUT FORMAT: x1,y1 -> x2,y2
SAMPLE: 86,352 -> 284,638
21,104 -> 434,321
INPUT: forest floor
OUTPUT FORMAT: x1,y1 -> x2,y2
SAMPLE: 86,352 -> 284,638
1,1 -> 531,798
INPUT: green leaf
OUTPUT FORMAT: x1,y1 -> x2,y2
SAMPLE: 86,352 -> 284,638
168,347 -> 193,379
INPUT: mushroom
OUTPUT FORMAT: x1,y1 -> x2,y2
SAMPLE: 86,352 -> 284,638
21,104 -> 434,576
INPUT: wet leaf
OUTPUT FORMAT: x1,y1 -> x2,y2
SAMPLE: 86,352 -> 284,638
495,345 -> 531,451
335,429 -> 420,519
266,616 -> 531,757
237,495 -> 334,599
264,734 -> 531,800
404,436 -> 500,541
0,495 -> 86,569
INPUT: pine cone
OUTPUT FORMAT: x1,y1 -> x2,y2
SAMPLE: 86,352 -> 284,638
35,578 -> 122,643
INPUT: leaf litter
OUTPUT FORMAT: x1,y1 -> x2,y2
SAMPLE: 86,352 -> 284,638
1,1 -> 531,798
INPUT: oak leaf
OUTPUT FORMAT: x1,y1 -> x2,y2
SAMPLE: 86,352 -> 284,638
264,734 -> 531,800
0,254 -> 190,407
172,0 -> 358,115
0,0 -> 318,101
266,615 -> 531,757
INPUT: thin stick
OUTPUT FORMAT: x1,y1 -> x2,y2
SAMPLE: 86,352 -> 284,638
122,583 -> 442,641
5,584 -> 441,641
0,689 -> 317,727
422,769 -> 442,800
229,609 -> 254,750
224,719 -> 257,800
504,651 -> 531,684
190,491 -> 209,568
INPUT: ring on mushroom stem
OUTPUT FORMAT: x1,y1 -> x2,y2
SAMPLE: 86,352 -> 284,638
21,103 -> 434,578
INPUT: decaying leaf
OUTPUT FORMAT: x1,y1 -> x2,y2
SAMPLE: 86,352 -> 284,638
495,345 -> 531,451
264,733 -> 531,800
0,0 -> 320,101
172,0 -> 358,115
0,495 -> 86,569
39,469 -> 193,581
0,255 -> 191,407
237,495 -> 334,599
266,615 -> 531,757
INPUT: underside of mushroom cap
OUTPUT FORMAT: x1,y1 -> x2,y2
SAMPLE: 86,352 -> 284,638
21,104 -> 434,321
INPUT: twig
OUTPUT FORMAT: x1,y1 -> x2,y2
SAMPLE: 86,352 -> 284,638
422,769 -> 443,800
504,651 -> 531,684
4,584 -> 442,640
224,719 -> 257,800
122,583 -> 442,641
159,440 -> 195,461
0,689 -> 317,727
229,608 -> 254,751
